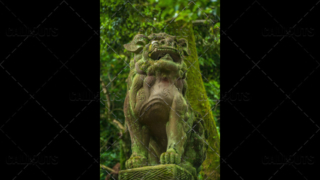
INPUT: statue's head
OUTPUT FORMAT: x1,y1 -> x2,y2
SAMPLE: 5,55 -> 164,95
145,33 -> 190,64
124,33 -> 190,78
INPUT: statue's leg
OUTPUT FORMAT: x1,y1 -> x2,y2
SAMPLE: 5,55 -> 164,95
160,94 -> 190,165
124,93 -> 150,169
125,122 -> 150,168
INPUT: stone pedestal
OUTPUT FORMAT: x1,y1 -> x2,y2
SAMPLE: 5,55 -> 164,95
119,164 -> 194,180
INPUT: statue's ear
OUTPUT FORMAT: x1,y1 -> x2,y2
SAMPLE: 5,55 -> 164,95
123,43 -> 142,53
124,34 -> 149,53
178,38 -> 190,56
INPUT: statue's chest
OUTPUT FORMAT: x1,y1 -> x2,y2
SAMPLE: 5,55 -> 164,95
135,75 -> 181,117
148,78 -> 178,104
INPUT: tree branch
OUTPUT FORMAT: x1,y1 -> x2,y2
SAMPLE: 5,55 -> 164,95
100,77 -> 111,121
192,20 -> 217,26
107,73 -> 115,113
100,164 -> 115,173
112,119 -> 125,138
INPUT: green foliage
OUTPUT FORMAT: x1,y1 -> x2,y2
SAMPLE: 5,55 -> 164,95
100,0 -> 220,179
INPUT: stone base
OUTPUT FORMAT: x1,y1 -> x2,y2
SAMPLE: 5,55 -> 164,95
119,164 -> 194,180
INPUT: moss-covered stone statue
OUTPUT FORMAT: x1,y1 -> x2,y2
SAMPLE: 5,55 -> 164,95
122,32 -> 206,179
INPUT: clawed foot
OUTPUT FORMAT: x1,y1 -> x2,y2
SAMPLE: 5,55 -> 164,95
125,154 -> 148,169
160,148 -> 181,164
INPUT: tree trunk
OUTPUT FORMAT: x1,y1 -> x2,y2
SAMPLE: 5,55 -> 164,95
166,20 -> 220,180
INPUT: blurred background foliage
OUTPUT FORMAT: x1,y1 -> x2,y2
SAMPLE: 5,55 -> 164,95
100,0 -> 220,179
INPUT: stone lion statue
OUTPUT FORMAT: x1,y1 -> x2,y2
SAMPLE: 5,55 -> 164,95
123,32 -> 206,179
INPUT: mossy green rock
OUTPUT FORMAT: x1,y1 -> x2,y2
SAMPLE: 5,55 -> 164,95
119,164 -> 194,180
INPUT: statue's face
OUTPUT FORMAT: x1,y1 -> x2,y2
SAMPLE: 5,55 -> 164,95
147,37 -> 182,64
124,33 -> 189,61
124,33 -> 189,77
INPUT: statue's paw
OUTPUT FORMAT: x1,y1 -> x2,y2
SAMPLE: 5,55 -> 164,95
125,154 -> 148,169
160,149 -> 181,164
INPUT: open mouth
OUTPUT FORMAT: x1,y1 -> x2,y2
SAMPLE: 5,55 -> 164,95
149,47 -> 181,63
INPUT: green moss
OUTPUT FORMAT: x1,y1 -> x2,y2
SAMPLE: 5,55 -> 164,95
167,21 -> 220,180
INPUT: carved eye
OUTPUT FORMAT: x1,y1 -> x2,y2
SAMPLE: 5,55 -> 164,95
151,41 -> 158,46
172,41 -> 177,48
160,39 -> 165,44
136,41 -> 145,45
